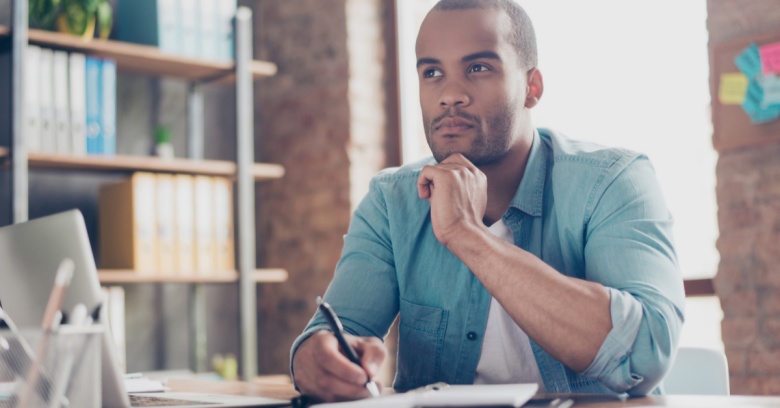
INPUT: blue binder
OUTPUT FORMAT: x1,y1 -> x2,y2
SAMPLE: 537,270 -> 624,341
85,57 -> 102,155
101,59 -> 116,156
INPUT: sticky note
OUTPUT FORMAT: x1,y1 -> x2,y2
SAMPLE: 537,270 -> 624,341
741,79 -> 780,124
759,42 -> 780,75
750,107 -> 780,124
758,74 -> 780,108
718,73 -> 748,105
735,43 -> 762,79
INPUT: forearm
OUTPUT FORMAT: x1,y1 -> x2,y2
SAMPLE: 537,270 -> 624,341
445,224 -> 612,372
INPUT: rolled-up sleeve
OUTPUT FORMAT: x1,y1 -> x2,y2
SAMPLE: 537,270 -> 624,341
289,177 -> 400,387
580,156 -> 685,395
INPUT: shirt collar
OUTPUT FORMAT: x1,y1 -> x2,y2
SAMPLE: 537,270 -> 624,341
507,129 -> 547,217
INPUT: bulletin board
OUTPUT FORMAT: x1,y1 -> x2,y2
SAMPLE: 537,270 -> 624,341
710,31 -> 780,153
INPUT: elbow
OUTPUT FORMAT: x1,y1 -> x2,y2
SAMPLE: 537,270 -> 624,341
584,292 -> 683,395
589,345 -> 673,396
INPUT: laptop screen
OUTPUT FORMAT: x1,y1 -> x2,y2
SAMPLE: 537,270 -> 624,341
0,210 -> 131,408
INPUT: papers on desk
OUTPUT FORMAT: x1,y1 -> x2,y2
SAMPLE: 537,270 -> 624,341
124,377 -> 166,393
315,383 -> 538,408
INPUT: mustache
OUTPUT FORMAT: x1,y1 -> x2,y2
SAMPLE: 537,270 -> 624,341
431,109 -> 480,129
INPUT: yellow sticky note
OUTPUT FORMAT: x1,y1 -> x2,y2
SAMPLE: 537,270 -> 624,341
719,73 -> 748,105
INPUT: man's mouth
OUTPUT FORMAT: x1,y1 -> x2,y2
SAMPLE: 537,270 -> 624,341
434,117 -> 475,133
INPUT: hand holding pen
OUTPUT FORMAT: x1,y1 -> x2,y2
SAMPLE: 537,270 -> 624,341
316,297 -> 380,397
291,296 -> 387,402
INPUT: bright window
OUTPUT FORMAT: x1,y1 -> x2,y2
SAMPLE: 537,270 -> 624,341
397,0 -> 722,350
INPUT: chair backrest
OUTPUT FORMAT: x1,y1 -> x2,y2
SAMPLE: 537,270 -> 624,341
663,346 -> 730,395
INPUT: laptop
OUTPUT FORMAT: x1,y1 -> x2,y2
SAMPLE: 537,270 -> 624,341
0,209 -> 290,407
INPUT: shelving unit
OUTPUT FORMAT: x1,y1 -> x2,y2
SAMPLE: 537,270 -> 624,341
0,24 -> 276,82
0,150 -> 285,180
3,1 -> 278,379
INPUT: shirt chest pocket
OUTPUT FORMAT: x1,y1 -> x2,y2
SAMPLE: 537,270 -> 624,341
394,298 -> 448,391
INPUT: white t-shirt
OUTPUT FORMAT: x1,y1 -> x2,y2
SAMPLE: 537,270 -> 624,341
473,219 -> 545,391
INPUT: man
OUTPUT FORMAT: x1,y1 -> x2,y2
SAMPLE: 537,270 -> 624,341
290,0 -> 685,402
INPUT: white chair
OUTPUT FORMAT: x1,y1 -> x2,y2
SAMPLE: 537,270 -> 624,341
663,346 -> 730,395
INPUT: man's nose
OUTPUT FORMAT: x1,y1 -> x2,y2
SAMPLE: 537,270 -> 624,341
438,81 -> 471,108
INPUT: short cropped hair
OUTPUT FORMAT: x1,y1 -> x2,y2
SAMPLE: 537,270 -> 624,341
432,0 -> 538,69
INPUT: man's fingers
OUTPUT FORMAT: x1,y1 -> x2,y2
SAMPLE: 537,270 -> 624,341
417,155 -> 480,200
311,374 -> 371,401
417,165 -> 435,199
313,336 -> 368,385
293,331 -> 380,402
439,153 -> 474,167
352,336 -> 387,378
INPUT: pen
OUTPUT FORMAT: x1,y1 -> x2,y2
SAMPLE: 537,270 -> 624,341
41,259 -> 75,332
316,296 -> 380,398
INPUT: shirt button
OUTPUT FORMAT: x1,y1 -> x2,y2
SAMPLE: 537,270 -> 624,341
467,331 -> 478,341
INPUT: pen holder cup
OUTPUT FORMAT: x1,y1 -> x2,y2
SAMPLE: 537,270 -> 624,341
0,326 -> 102,408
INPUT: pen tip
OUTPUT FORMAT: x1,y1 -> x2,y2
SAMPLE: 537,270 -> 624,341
366,381 -> 380,398
315,296 -> 323,305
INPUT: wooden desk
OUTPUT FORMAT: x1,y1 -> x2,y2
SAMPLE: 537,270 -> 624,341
167,379 -> 780,407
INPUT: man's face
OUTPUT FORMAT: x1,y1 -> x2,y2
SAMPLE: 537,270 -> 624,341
416,8 -> 529,165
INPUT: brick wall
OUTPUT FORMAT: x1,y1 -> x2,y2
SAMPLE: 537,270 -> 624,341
708,0 -> 780,395
250,0 -> 394,375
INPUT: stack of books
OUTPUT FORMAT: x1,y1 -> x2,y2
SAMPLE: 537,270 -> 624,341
25,46 -> 116,156
98,172 -> 235,277
117,0 -> 236,61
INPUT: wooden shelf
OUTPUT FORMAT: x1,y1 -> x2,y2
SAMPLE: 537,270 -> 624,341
98,268 -> 288,284
0,151 -> 284,180
0,25 -> 277,82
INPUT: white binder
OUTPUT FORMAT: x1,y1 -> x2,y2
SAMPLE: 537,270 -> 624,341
178,0 -> 200,58
52,50 -> 71,154
68,52 -> 87,156
199,0 -> 219,60
193,175 -> 215,276
24,45 -> 41,153
174,174 -> 196,275
38,48 -> 55,153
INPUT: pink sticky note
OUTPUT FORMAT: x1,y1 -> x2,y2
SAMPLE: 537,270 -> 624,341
759,42 -> 780,75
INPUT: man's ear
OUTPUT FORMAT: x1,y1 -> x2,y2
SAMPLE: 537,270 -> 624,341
525,68 -> 544,108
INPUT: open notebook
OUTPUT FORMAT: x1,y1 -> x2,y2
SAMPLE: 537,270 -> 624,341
0,210 -> 289,408
314,383 -> 538,408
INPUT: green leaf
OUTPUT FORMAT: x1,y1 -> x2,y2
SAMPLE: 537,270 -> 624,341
63,2 -> 89,35
97,2 -> 113,39
82,0 -> 101,13
29,0 -> 60,30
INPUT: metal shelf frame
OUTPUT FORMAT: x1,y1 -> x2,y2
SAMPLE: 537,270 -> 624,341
8,0 -> 263,379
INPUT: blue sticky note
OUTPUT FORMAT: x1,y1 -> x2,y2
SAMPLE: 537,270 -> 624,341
741,76 -> 780,123
735,43 -> 762,79
750,107 -> 780,124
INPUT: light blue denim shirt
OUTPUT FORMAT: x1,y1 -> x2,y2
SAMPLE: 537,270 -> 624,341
291,128 -> 685,396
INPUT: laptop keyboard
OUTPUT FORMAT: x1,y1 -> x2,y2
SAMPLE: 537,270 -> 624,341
129,394 -> 219,406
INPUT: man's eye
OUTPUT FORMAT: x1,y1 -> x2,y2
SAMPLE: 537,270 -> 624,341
468,64 -> 490,73
423,68 -> 442,78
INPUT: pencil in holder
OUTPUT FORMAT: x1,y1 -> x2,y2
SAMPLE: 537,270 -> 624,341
0,325 -> 102,408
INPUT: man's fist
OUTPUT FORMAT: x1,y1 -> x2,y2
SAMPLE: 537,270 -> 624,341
292,331 -> 387,402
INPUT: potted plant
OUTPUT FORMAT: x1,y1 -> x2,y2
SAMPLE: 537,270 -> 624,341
29,0 -> 113,40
